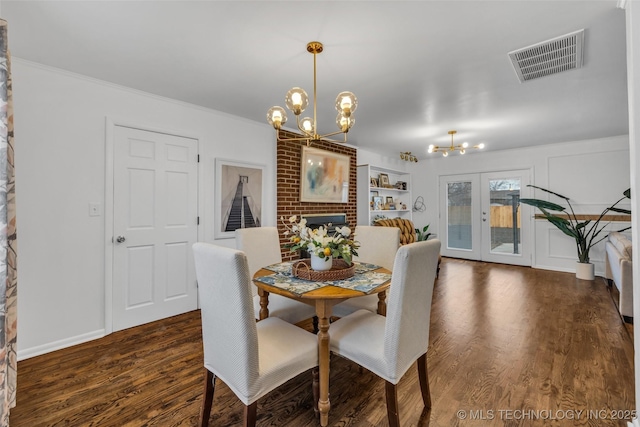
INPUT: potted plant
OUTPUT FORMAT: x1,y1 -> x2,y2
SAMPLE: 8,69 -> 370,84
520,185 -> 630,280
415,224 -> 432,241
281,215 -> 360,270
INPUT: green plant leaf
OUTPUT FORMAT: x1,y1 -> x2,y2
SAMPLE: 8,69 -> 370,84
520,198 -> 566,212
609,207 -> 631,215
527,185 -> 571,201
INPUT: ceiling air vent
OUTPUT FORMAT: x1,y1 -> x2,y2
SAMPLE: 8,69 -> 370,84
508,29 -> 584,83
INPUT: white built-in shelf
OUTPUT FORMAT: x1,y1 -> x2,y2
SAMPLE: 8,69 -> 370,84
357,164 -> 413,226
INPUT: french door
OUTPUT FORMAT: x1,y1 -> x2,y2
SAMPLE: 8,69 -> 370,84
439,170 -> 532,266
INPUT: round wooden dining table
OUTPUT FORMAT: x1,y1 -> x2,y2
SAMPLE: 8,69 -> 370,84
252,261 -> 392,427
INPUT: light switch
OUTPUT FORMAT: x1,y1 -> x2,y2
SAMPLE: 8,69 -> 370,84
89,203 -> 101,217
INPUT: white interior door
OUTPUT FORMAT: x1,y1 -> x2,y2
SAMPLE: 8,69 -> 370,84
439,170 -> 532,266
112,125 -> 198,332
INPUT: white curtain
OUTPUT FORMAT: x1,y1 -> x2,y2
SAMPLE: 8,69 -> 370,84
0,19 -> 17,426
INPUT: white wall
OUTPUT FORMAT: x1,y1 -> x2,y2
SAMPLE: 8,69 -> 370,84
406,136 -> 630,275
13,59 -> 276,359
622,0 -> 640,415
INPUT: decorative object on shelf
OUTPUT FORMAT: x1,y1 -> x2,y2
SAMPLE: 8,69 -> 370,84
386,196 -> 394,204
379,173 -> 390,187
428,130 -> 486,157
373,196 -> 383,211
292,258 -> 356,280
281,215 -> 360,266
520,185 -> 631,280
299,146 -> 350,203
400,151 -> 418,162
266,41 -> 357,146
370,177 -> 379,188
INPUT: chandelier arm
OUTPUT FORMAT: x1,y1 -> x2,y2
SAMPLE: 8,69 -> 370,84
275,135 -> 312,143
318,130 -> 349,140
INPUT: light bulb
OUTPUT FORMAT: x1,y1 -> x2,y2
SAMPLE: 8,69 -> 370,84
443,151 -> 448,157
335,91 -> 358,116
301,117 -> 314,133
460,149 -> 466,154
462,142 -> 469,148
428,145 -> 434,153
477,143 -> 485,149
266,106 -> 287,129
336,113 -> 355,132
285,87 -> 308,115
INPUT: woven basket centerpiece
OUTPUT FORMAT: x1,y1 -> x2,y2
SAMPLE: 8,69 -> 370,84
292,258 -> 356,281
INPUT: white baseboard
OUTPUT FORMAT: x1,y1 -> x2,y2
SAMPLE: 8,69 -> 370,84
17,328 -> 106,361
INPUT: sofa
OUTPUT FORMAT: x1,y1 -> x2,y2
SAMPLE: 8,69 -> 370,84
604,231 -> 633,323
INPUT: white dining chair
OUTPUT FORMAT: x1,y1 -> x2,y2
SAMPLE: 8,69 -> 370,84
329,239 -> 441,427
192,243 -> 318,427
236,227 -> 317,325
331,225 -> 400,318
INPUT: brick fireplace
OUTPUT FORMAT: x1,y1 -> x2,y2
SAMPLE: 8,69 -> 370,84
276,130 -> 357,261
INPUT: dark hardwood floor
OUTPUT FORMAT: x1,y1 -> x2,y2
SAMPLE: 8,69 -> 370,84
11,258 -> 635,426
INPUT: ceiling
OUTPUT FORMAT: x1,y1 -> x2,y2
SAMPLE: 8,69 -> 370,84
1,1 -> 629,159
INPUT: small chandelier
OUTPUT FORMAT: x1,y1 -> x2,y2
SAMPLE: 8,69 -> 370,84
428,130 -> 485,157
266,41 -> 358,146
400,152 -> 418,162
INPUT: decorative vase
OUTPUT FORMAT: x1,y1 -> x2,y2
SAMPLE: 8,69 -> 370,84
576,262 -> 595,280
310,253 -> 332,271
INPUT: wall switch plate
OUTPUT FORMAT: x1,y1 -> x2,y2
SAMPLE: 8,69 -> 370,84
89,203 -> 101,217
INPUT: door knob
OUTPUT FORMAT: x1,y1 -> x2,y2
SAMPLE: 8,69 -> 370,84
116,236 -> 126,243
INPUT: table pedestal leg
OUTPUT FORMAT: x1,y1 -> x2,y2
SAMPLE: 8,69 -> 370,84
316,302 -> 331,427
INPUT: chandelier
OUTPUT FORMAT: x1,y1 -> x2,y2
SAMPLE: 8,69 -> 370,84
266,41 -> 358,145
428,130 -> 485,157
400,152 -> 418,162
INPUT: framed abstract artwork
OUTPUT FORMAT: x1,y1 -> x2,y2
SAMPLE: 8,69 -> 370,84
300,146 -> 350,203
215,158 -> 265,239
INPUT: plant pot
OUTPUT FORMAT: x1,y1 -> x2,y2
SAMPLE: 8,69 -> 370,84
310,253 -> 332,271
576,262 -> 595,280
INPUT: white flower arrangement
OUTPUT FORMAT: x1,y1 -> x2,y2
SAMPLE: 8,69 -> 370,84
281,215 -> 359,265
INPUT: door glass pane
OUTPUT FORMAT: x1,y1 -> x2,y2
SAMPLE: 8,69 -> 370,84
488,179 -> 521,255
447,181 -> 472,250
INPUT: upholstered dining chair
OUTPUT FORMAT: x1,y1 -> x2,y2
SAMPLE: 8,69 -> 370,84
328,239 -> 441,427
374,218 -> 417,245
331,225 -> 400,318
375,218 -> 441,276
192,243 -> 319,427
236,227 -> 316,325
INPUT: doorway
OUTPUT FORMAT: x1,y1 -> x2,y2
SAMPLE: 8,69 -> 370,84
109,124 -> 199,332
439,169 -> 532,266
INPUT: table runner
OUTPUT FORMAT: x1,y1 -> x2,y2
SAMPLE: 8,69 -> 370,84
255,261 -> 392,296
